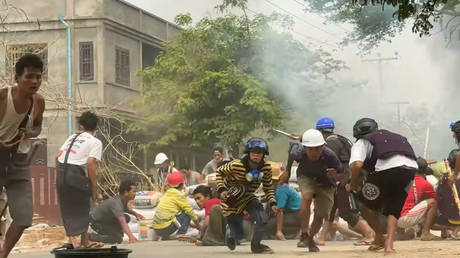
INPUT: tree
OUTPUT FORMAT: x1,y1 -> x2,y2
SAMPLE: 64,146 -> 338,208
303,0 -> 457,51
134,12 -> 343,152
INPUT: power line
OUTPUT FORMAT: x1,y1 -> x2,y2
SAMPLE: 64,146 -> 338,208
246,8 -> 337,48
289,0 -> 352,33
263,0 -> 338,39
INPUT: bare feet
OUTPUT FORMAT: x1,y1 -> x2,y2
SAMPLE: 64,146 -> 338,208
315,239 -> 326,246
384,248 -> 396,255
276,232 -> 287,241
69,236 -> 81,248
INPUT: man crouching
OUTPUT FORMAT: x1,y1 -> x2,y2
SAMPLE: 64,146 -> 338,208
216,138 -> 279,254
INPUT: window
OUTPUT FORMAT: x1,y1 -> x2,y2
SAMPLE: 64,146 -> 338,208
79,42 -> 94,81
6,43 -> 48,82
115,47 -> 130,86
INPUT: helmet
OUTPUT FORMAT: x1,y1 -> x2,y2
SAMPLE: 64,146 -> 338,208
316,117 -> 335,131
448,149 -> 460,169
154,152 -> 169,165
167,171 -> 184,187
452,121 -> 460,133
416,157 -> 434,175
353,118 -> 378,139
450,122 -> 455,130
245,138 -> 269,155
301,129 -> 325,147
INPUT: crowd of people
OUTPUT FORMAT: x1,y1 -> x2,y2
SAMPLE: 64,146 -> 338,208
0,53 -> 459,257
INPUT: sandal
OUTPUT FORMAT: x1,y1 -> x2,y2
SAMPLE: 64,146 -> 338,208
421,233 -> 441,241
368,240 -> 384,251
354,239 -> 373,246
85,241 -> 104,248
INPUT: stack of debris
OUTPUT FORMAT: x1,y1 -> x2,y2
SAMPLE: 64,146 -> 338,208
15,223 -> 66,251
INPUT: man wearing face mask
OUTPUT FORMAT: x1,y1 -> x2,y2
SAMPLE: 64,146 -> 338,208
285,129 -> 343,252
216,138 -> 279,254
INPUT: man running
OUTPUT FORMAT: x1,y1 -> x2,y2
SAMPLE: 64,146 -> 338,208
285,129 -> 342,252
216,138 -> 279,254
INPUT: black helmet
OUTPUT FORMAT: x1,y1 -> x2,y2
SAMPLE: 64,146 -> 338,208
353,118 -> 378,139
452,121 -> 460,133
448,149 -> 460,169
416,157 -> 434,175
244,138 -> 269,155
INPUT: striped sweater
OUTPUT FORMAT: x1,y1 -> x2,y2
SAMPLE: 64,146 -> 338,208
216,158 -> 276,216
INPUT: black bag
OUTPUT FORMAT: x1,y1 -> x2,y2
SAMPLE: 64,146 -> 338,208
60,133 -> 92,196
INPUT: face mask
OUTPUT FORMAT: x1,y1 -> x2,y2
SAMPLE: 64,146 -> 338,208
246,169 -> 264,182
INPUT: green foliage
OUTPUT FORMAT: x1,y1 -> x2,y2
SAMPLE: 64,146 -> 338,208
305,0 -> 452,51
135,13 -> 342,150
305,0 -> 405,52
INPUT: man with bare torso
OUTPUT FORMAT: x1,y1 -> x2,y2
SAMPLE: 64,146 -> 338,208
0,54 -> 45,258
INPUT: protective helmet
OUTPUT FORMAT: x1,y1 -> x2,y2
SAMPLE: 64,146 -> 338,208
167,171 -> 184,187
301,129 -> 325,147
452,121 -> 460,133
316,117 -> 335,132
154,152 -> 169,165
353,118 -> 378,139
245,138 -> 269,155
448,149 -> 460,169
416,157 -> 434,175
450,122 -> 455,130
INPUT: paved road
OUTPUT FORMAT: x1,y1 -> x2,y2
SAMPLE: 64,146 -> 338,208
11,239 -> 460,258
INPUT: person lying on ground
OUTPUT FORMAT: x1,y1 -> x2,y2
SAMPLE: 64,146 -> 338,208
89,180 -> 144,244
397,157 -> 440,241
152,172 -> 199,240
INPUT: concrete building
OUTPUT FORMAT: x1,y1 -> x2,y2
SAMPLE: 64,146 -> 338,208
0,0 -> 181,165
0,0 -> 211,224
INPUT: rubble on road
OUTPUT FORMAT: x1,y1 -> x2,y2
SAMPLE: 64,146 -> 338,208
15,223 -> 66,251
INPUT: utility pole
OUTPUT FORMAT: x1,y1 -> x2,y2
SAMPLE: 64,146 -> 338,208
383,101 -> 410,129
362,52 -> 399,101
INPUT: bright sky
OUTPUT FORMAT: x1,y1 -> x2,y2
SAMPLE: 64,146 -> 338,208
125,0 -> 460,159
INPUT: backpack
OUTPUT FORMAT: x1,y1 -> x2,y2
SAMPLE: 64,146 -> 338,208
326,134 -> 352,163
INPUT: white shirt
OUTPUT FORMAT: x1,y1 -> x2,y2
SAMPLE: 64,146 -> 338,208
349,138 -> 418,172
58,132 -> 102,166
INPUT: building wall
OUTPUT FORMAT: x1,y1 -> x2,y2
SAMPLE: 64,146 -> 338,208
0,0 -> 182,166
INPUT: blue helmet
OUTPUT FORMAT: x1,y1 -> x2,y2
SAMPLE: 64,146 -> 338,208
245,138 -> 269,155
450,122 -> 456,131
316,117 -> 335,131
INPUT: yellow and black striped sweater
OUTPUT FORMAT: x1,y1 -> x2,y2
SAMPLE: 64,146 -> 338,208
216,158 -> 276,216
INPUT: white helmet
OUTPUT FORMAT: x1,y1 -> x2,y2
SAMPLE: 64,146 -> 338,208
154,152 -> 169,165
301,129 -> 325,147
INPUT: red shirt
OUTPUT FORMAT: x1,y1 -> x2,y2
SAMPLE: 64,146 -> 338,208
204,198 -> 221,216
400,175 -> 438,216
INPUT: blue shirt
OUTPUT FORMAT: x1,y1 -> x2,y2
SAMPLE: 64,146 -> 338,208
275,184 -> 301,212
